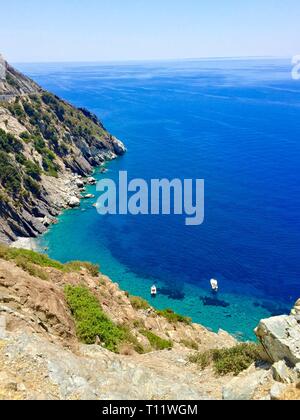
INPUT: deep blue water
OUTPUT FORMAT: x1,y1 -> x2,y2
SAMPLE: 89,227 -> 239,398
17,59 -> 300,340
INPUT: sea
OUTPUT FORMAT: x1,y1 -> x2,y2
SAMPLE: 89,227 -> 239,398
17,58 -> 300,340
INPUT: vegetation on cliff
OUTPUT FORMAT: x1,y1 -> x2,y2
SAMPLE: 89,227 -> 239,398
0,59 -> 125,242
0,244 -> 99,279
189,343 -> 268,376
64,285 -> 128,352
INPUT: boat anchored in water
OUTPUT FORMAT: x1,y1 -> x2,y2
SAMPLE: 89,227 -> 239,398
151,285 -> 157,297
210,279 -> 219,293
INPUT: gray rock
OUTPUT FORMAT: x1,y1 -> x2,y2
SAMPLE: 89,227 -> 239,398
68,197 -> 80,208
294,363 -> 300,378
222,369 -> 269,400
0,315 -> 7,339
272,360 -> 297,384
75,179 -> 84,188
112,137 -> 126,155
86,177 -> 96,185
291,299 -> 300,316
255,315 -> 300,366
270,383 -> 288,400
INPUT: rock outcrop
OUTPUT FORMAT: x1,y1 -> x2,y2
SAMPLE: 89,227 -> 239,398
255,314 -> 300,367
0,57 -> 126,243
222,365 -> 272,401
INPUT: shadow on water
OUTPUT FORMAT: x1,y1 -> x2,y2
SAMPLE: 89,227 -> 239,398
200,296 -> 230,308
253,301 -> 290,317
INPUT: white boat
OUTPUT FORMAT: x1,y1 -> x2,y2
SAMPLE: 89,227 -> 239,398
210,279 -> 219,292
151,285 -> 157,296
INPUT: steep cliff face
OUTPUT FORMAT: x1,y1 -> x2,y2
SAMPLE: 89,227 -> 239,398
0,57 -> 126,243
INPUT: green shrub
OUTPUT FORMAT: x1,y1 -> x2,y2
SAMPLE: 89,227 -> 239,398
129,295 -> 150,311
180,339 -> 199,351
119,325 -> 145,354
0,129 -> 23,153
33,136 -> 46,153
8,102 -> 25,119
24,160 -> 41,180
157,308 -> 192,325
0,246 -> 65,270
13,255 -> 49,281
42,156 -> 59,177
6,73 -> 19,89
64,285 -> 126,352
65,261 -> 100,277
140,330 -> 173,351
0,151 -> 22,195
189,343 -> 266,376
20,131 -> 31,141
0,245 -> 102,276
24,176 -> 41,196
189,351 -> 212,369
23,102 -> 38,118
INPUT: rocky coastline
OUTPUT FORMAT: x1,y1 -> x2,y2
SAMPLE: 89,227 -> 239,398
0,57 -> 126,245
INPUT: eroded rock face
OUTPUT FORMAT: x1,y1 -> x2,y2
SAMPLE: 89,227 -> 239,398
255,314 -> 300,366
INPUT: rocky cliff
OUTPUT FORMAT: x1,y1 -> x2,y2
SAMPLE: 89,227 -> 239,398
0,58 -> 125,243
0,248 -> 299,400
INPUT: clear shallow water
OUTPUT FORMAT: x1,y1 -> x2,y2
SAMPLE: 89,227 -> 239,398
18,59 -> 300,340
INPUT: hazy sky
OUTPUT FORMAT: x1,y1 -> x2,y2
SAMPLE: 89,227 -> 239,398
1,0 -> 299,62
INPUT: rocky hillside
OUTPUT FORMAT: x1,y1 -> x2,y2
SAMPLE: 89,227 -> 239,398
0,246 -> 299,400
0,57 -> 125,243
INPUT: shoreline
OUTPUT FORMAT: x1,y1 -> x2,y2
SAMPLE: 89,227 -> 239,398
10,237 -> 38,251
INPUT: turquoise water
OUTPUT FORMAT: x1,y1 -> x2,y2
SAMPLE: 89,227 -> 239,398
18,58 -> 300,340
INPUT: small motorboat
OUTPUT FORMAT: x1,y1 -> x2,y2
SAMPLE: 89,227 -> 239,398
210,279 -> 219,293
151,285 -> 157,297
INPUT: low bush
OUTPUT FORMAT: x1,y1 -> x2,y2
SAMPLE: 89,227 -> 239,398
24,176 -> 41,196
64,285 -> 126,352
24,160 -> 42,180
0,245 -> 65,270
140,330 -> 173,351
65,261 -> 100,277
180,339 -> 199,351
157,308 -> 192,325
13,255 -> 49,281
0,129 -> 23,154
189,343 -> 267,376
129,295 -> 150,311
0,152 -> 22,195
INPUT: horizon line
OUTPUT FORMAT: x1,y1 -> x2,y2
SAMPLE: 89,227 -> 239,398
12,55 -> 290,66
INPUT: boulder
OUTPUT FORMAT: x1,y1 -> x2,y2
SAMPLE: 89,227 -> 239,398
222,368 -> 270,400
86,177 -> 96,185
75,179 -> 84,188
291,299 -> 300,316
255,315 -> 300,366
68,197 -> 80,208
112,137 -> 126,155
272,360 -> 297,384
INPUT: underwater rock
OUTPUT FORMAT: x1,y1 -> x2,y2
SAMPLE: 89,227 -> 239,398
159,287 -> 185,301
200,297 -> 230,308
